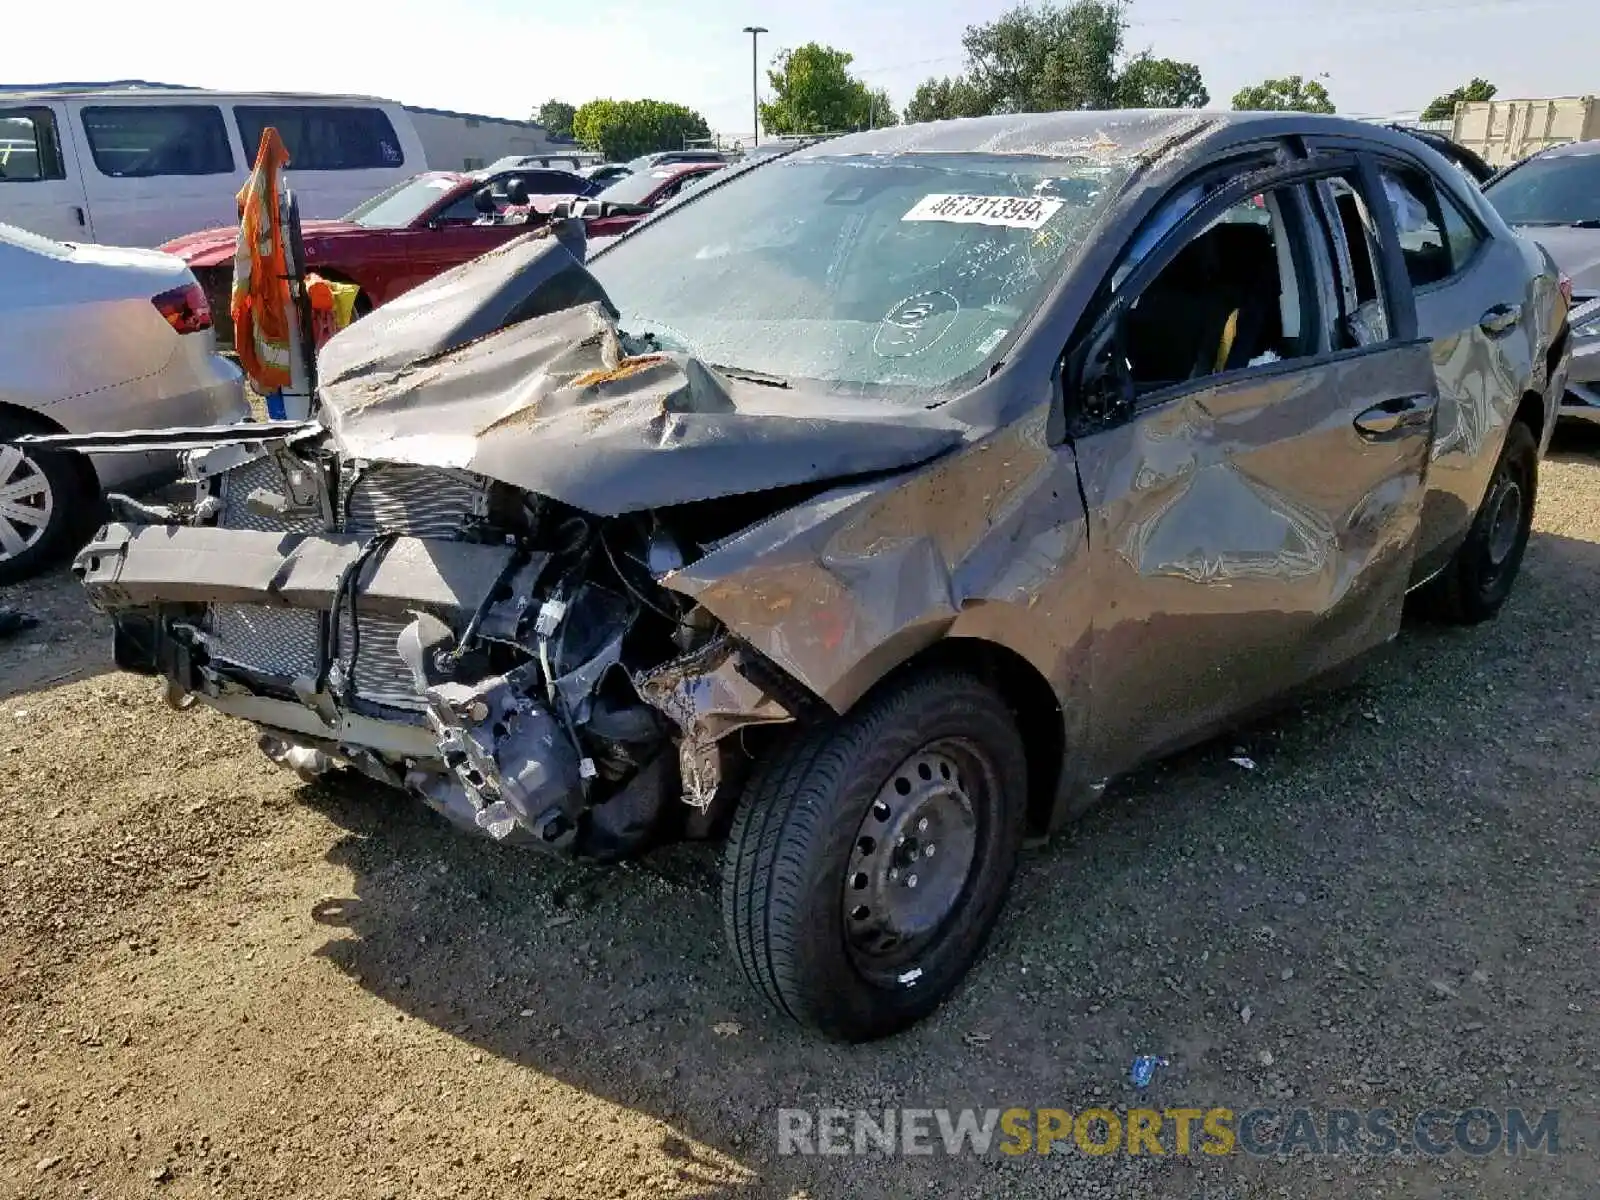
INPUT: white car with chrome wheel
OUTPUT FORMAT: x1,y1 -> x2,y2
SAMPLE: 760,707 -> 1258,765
0,221 -> 248,581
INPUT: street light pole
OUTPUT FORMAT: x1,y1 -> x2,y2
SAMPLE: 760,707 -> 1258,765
742,25 -> 767,146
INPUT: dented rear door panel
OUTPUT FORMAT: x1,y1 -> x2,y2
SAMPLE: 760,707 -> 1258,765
1075,344 -> 1438,777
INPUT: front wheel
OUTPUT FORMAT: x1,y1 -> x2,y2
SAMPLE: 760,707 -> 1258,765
721,669 -> 1028,1041
1416,419 -> 1538,624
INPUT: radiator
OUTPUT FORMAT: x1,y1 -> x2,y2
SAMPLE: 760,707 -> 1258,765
208,455 -> 488,713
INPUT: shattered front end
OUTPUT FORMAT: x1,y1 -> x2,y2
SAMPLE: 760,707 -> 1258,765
56,231 -> 973,862
74,432 -> 795,859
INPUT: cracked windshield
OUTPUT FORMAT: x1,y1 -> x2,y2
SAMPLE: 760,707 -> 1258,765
586,153 -> 1129,396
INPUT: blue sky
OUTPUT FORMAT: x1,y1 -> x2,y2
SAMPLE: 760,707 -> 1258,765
14,0 -> 1588,140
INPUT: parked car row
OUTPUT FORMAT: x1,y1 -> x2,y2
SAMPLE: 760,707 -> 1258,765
20,110 -> 1572,1041
162,161 -> 727,333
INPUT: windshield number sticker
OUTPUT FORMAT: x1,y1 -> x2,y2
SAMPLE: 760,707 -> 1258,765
903,193 -> 1065,229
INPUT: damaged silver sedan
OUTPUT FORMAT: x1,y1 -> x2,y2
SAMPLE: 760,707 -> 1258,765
26,112 -> 1571,1041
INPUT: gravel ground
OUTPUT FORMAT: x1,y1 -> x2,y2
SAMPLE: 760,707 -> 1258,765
1,428 -> 1596,1200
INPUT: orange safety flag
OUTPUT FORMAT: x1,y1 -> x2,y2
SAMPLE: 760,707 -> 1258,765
231,128 -> 294,391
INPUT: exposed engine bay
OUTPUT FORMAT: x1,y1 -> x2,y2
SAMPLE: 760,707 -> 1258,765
78,435 -> 809,859
65,227 -> 976,861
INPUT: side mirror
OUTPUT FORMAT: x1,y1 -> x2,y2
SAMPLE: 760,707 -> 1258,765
1068,311 -> 1134,433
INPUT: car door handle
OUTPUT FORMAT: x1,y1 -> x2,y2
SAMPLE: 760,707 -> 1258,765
72,206 -> 86,227
1354,393 -> 1435,440
1479,303 -> 1522,336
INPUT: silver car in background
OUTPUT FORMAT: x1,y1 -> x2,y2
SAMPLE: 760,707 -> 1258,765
0,222 -> 248,581
1482,139 -> 1600,423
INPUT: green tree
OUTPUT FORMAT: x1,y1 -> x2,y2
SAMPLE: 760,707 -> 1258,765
1231,75 -> 1336,113
1421,77 -> 1496,122
903,74 -> 991,123
571,99 -> 712,161
1117,54 -> 1209,108
534,100 -> 576,141
903,2 -> 1203,122
960,0 -> 1128,114
759,43 -> 897,134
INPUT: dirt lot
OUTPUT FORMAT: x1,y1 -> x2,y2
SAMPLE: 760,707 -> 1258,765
1,430 -> 1596,1200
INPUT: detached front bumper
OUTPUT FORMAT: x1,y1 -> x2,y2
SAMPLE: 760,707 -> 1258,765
75,517 -> 797,857
75,520 -> 597,846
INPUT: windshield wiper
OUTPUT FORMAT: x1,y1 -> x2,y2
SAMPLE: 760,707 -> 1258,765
709,363 -> 792,389
1567,218 -> 1600,229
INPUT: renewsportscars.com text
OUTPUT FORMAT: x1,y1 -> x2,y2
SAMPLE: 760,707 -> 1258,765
777,1106 -> 1561,1158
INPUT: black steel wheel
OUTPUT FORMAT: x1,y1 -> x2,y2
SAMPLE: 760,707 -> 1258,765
1417,419 -> 1538,624
722,668 -> 1027,1041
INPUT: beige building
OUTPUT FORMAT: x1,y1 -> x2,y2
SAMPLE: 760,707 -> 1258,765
403,105 -> 570,171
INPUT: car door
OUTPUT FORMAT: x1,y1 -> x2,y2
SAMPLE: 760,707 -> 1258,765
355,186 -> 521,300
1067,156 -> 1440,776
0,104 -> 94,241
1367,158 -> 1536,584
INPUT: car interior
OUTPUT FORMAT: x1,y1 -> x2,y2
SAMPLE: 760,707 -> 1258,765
472,177 -> 540,225
1122,190 -> 1311,393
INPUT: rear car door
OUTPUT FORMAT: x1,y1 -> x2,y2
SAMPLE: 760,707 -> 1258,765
1068,156 -> 1439,775
1366,158 -> 1538,584
0,104 -> 93,240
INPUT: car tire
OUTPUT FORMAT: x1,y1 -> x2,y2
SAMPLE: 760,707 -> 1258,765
0,414 -> 92,585
721,668 -> 1028,1041
1417,419 -> 1538,624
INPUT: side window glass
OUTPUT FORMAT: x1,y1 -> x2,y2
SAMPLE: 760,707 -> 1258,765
0,109 -> 66,182
1316,178 -> 1390,348
81,106 -> 233,177
235,106 -> 404,171
1439,192 -> 1485,274
527,172 -> 579,194
432,193 -> 483,224
1122,186 -> 1316,393
1380,167 -> 1451,287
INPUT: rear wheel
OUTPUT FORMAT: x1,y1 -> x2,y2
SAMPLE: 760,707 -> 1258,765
721,669 -> 1027,1041
1417,419 -> 1538,624
0,414 -> 91,584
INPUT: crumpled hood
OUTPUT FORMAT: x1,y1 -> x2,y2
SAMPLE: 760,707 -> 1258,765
1514,224 -> 1600,297
315,236 -> 969,515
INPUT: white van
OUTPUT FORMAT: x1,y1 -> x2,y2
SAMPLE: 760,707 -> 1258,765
0,88 -> 426,247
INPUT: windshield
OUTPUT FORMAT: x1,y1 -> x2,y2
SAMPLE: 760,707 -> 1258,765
1485,152 -> 1600,225
343,173 -> 462,227
597,169 -> 682,207
586,152 -> 1130,398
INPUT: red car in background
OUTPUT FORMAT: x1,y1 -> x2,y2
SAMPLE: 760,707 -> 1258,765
160,166 -> 602,330
537,162 -> 727,247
